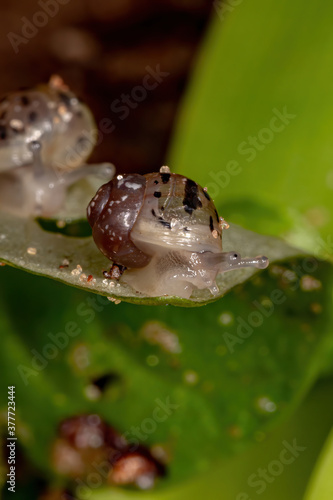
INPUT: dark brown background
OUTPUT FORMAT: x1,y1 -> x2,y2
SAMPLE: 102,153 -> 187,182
1,0 -> 214,174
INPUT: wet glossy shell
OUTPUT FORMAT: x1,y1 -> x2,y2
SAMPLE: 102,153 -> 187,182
131,171 -> 222,256
87,171 -> 223,269
0,83 -> 95,172
87,174 -> 152,268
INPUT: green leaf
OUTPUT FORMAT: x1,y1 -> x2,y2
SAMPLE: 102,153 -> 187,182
90,378 -> 333,500
168,0 -> 333,256
0,207 -> 305,306
304,427 -> 333,500
0,253 -> 332,489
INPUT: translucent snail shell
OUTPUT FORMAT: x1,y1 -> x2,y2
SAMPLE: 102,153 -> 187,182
0,75 -> 113,217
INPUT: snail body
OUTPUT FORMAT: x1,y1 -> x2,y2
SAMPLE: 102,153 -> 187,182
87,166 -> 269,299
0,76 -> 114,217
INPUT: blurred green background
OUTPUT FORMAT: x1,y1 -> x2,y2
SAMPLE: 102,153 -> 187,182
1,0 -> 333,499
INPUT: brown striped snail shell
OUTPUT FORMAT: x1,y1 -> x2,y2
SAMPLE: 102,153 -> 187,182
87,166 -> 269,299
0,75 -> 113,217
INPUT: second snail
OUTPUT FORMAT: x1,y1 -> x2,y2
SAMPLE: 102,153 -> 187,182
0,76 -> 114,217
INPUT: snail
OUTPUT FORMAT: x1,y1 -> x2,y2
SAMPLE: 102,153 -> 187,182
87,166 -> 269,299
0,75 -> 114,217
